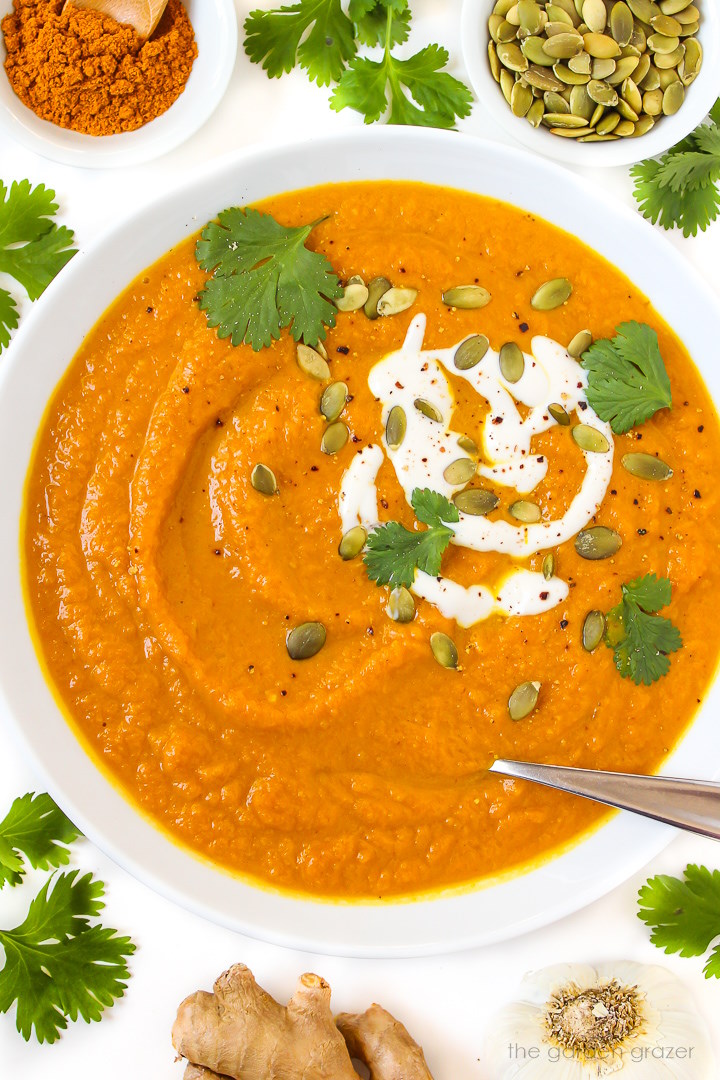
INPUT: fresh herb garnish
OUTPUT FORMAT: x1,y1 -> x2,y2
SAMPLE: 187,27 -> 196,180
244,0 -> 472,129
0,793 -> 80,889
581,321 -> 672,435
0,180 -> 76,353
196,207 -> 342,351
364,488 -> 459,588
604,574 -> 682,686
631,98 -> 720,238
638,865 -> 720,979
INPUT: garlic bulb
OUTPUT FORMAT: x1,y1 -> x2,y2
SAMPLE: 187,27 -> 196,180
484,962 -> 713,1078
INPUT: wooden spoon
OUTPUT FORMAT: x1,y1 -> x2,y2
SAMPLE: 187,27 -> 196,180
63,0 -> 169,40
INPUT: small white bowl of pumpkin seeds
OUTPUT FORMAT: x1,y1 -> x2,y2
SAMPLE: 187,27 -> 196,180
462,0 -> 719,165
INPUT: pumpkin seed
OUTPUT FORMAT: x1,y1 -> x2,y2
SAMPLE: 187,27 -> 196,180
568,328 -> 592,355
679,37 -> 701,82
364,276 -> 392,320
498,40 -> 530,70
615,118 -> 636,135
621,452 -> 673,481
651,12 -> 682,34
616,97 -> 639,120
632,113 -> 655,135
570,83 -> 595,117
510,499 -> 542,522
659,0 -> 691,12
338,525 -> 367,560
387,586 -> 415,623
545,90 -> 571,112
662,79 -> 684,113
606,55 -> 639,83
528,98 -> 551,127
549,402 -> 571,425
315,338 -> 329,360
251,463 -> 278,496
518,0 -> 545,33
442,284 -> 492,309
524,64 -> 566,89
444,458 -> 478,485
455,334 -> 490,370
648,32 -> 680,53
286,622 -> 326,660
587,78 -> 619,104
377,286 -> 418,317
553,61 -> 591,83
508,680 -> 541,720
511,79 -> 535,115
572,424 -> 610,452
499,341 -> 525,382
574,525 -> 622,559
414,398 -> 443,423
622,76 -> 643,112
582,0 -> 607,33
584,31 -> 622,57
591,56 -> 617,79
500,68 -> 516,102
543,552 -> 556,579
531,276 -> 573,310
543,112 -> 591,126
610,1 -> 634,45
582,609 -> 606,651
489,13 -> 505,41
568,50 -> 593,73
596,110 -> 620,132
321,422 -> 349,455
543,31 -> 585,57
385,405 -> 407,450
578,132 -> 620,140
457,434 -> 480,455
297,343 -> 330,381
453,488 -> 500,516
627,0 -> 657,20
522,36 -> 558,64
430,632 -> 459,670
320,381 -> 348,422
336,282 -> 369,312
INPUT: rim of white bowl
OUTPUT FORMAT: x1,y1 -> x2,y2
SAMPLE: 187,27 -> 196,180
0,0 -> 237,168
1,128 -> 720,957
462,0 -> 720,167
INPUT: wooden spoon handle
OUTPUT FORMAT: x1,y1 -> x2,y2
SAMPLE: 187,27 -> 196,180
64,0 -> 169,40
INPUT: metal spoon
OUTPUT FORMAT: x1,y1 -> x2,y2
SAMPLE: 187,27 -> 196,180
492,758 -> 720,841
63,0 -> 169,40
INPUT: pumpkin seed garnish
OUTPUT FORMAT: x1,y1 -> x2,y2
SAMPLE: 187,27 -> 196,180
364,276 -> 392,320
385,405 -> 407,450
297,343 -> 330,381
510,499 -> 542,523
571,423 -> 610,452
286,622 -> 326,660
567,328 -> 592,356
430,631 -> 459,669
508,680 -> 541,720
453,488 -> 499,516
499,341 -> 525,383
251,463 -> 278,496
621,452 -> 673,481
442,285 -> 492,309
443,457 -> 478,485
338,525 -> 367,561
548,402 -> 571,425
377,286 -> 418,317
457,434 -> 480,455
321,422 -> 349,455
387,586 -> 416,623
582,609 -> 606,651
574,525 -> 622,559
320,381 -> 348,422
414,398 -> 443,423
454,334 -> 490,370
336,281 -> 369,312
531,277 -> 573,310
542,552 -> 555,580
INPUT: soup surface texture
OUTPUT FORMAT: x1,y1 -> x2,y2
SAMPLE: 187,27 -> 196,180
24,182 -> 720,899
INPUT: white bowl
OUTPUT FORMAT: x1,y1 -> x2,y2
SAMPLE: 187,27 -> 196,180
0,0 -> 237,167
462,0 -> 720,166
2,129 -> 720,956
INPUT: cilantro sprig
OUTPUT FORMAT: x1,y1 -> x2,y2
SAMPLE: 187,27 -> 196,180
581,321 -> 672,435
196,207 -> 342,350
364,488 -> 458,587
0,180 -> 76,353
244,0 -> 472,128
604,574 -> 682,686
638,865 -> 720,979
631,99 -> 720,237
0,792 -> 135,1043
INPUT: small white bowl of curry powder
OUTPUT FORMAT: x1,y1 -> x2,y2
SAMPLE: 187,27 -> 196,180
0,0 -> 237,167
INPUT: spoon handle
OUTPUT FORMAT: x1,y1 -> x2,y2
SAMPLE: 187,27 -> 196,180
491,759 -> 720,841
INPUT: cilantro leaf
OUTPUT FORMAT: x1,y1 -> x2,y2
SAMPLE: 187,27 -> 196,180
638,865 -> 720,979
604,574 -> 682,686
0,870 -> 135,1043
0,793 -> 80,889
196,207 -> 342,350
581,321 -> 671,434
244,0 -> 356,86
349,0 -> 410,48
364,487 -> 457,587
0,180 -> 76,352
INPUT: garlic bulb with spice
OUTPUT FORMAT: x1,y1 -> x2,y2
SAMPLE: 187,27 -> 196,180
484,962 -> 713,1078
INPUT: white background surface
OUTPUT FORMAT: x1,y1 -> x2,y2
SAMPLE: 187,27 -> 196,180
1,1 -> 720,1076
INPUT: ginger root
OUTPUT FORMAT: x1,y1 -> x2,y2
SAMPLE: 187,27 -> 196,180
172,964 -> 436,1080
336,1004 -> 434,1080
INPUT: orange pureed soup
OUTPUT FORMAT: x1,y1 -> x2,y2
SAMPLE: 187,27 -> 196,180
24,182 -> 720,899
